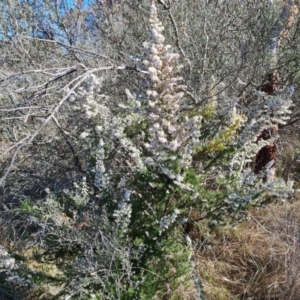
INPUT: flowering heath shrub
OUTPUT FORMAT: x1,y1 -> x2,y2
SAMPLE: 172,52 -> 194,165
1,2 -> 295,299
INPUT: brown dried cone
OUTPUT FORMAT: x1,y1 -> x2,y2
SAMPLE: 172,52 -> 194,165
254,71 -> 280,181
254,126 -> 279,181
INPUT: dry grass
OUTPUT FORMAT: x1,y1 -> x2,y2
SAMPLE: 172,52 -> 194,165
193,199 -> 300,300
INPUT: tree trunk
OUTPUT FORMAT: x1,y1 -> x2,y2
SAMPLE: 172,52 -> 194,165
254,1 -> 298,182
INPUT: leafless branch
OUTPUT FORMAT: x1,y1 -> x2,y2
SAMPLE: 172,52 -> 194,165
0,64 -> 148,185
0,137 -> 30,186
23,36 -> 117,65
284,152 -> 300,183
0,106 -> 52,112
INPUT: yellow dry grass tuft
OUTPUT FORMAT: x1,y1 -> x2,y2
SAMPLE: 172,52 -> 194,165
193,199 -> 300,300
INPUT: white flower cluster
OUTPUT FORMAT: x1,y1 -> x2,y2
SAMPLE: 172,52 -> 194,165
71,176 -> 90,206
0,245 -> 15,271
142,2 -> 202,180
76,74 -> 103,119
264,87 -> 294,125
5,275 -> 32,287
113,189 -> 132,232
230,87 -> 294,171
223,167 -> 293,211
0,245 -> 33,287
94,138 -> 110,190
93,113 -> 147,192
159,208 -> 180,235
74,73 -> 147,193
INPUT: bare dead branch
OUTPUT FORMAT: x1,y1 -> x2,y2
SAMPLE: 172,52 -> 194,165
0,106 -> 52,112
284,152 -> 300,183
23,36 -> 117,65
